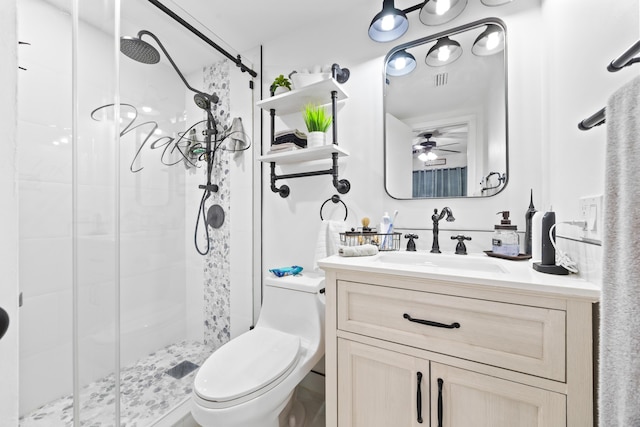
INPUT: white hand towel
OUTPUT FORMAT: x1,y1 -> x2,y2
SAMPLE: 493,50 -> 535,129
600,74 -> 640,427
313,219 -> 346,270
338,244 -> 379,257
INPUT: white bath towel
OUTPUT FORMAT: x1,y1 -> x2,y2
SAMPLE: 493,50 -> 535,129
338,244 -> 379,257
313,219 -> 346,271
600,74 -> 640,427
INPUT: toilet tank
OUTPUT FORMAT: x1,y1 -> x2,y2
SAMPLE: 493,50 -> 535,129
256,272 -> 325,344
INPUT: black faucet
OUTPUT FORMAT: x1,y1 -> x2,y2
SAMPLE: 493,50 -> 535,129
430,207 -> 455,253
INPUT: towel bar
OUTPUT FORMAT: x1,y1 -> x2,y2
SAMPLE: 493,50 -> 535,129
578,39 -> 640,131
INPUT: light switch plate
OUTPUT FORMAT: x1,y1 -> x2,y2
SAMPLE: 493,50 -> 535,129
579,195 -> 603,242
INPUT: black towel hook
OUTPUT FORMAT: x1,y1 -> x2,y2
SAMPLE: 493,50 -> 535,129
320,194 -> 348,221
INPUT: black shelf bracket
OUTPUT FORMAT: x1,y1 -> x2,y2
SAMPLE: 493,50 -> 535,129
269,153 -> 351,198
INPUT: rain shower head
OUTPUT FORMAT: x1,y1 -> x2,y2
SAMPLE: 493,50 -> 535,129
120,35 -> 160,64
120,30 -> 207,100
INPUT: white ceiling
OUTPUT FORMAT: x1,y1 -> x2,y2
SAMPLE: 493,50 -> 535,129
173,0 -> 376,53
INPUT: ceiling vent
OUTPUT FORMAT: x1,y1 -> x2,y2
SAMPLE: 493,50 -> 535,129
434,73 -> 448,87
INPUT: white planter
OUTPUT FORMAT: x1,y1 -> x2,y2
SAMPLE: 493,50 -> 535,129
273,86 -> 289,95
307,131 -> 326,148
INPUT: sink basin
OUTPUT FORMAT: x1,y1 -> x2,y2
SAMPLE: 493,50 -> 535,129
374,251 -> 507,274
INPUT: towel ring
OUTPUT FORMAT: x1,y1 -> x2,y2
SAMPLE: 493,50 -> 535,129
320,194 -> 348,221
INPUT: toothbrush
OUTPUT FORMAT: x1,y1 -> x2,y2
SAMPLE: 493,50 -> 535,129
383,210 -> 399,249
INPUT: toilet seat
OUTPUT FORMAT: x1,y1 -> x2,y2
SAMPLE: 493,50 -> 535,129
194,328 -> 301,409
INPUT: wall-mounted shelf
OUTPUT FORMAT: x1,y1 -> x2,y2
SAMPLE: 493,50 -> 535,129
256,78 -> 348,115
257,73 -> 351,198
257,144 -> 349,164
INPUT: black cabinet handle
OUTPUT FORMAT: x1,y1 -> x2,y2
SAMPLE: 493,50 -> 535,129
437,378 -> 444,427
416,371 -> 423,423
403,313 -> 460,329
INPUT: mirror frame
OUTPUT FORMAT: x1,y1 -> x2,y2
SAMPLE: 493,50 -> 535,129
383,17 -> 509,200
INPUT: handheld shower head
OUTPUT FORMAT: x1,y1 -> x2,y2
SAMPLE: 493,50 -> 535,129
194,93 -> 209,110
193,92 -> 219,110
120,36 -> 160,64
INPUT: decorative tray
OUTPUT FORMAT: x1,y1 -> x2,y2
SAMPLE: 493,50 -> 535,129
483,250 -> 532,261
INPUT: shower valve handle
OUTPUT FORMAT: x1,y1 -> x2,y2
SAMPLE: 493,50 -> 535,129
198,184 -> 218,192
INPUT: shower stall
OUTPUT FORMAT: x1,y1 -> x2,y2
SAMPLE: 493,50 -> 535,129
15,0 -> 256,425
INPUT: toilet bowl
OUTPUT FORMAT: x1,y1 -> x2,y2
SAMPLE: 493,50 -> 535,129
191,272 -> 325,427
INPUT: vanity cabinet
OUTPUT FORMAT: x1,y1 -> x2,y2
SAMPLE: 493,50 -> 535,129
322,268 -> 598,427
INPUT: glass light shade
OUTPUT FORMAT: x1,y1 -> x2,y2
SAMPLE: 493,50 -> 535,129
425,37 -> 462,67
369,0 -> 409,42
472,24 -> 505,56
419,0 -> 468,26
386,50 -> 417,76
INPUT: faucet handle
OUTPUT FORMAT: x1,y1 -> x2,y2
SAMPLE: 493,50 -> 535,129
451,235 -> 471,255
404,234 -> 418,251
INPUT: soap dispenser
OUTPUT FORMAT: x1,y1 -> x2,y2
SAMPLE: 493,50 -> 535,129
492,211 -> 520,257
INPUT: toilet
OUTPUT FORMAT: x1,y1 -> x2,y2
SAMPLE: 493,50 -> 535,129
191,272 -> 325,427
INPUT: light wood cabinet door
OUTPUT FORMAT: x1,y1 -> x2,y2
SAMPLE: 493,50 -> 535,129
430,362 -> 566,427
338,339 -> 429,427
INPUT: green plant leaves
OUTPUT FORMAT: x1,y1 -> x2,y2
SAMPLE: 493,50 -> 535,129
270,74 -> 291,93
303,104 -> 332,132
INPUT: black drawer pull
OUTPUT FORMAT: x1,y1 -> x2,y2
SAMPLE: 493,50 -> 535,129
416,371 -> 423,423
437,378 -> 444,427
403,313 -> 460,329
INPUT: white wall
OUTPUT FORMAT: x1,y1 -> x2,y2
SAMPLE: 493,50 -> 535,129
0,1 -> 19,424
260,1 -> 546,271
259,0 -> 638,282
541,0 -> 640,219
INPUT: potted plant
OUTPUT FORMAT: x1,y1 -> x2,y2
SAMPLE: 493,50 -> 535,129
270,74 -> 292,95
302,103 -> 332,147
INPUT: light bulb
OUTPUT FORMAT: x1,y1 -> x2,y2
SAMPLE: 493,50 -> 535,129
381,14 -> 395,31
435,0 -> 451,15
486,32 -> 500,51
394,57 -> 407,70
426,151 -> 438,160
418,152 -> 429,162
437,46 -> 451,62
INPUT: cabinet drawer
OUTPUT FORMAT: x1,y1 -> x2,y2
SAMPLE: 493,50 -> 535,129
337,281 -> 566,381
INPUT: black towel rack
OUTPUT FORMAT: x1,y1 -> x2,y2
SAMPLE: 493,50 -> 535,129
320,194 -> 348,221
578,40 -> 640,131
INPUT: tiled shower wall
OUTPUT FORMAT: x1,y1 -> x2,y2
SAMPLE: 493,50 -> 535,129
202,60 -> 232,349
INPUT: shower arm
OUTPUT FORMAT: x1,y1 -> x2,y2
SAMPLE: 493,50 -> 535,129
138,30 -> 207,98
136,30 -> 219,190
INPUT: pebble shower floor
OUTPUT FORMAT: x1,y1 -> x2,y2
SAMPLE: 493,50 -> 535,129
19,341 -> 210,426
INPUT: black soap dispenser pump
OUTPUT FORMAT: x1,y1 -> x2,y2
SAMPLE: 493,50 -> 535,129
524,190 -> 537,255
532,211 -> 569,275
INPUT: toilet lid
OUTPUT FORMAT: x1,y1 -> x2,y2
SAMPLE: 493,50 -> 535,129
194,328 -> 301,404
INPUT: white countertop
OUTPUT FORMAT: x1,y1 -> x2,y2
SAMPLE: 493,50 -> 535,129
318,251 -> 601,300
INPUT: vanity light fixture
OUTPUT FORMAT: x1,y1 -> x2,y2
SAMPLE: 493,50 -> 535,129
386,50 -> 417,76
472,24 -> 505,56
368,0 -> 467,42
420,0 -> 468,26
425,37 -> 463,67
368,0 -> 410,42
